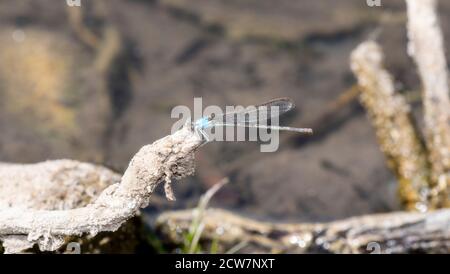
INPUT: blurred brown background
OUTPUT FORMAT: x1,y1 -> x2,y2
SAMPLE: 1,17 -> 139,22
1,0 -> 450,222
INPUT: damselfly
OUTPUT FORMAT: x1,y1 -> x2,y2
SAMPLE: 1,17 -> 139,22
193,98 -> 313,141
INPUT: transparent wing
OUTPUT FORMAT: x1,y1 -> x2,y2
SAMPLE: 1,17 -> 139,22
210,97 -> 295,126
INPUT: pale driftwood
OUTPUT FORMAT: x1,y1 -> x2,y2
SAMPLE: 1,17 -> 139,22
0,124 -> 202,253
156,207 -> 450,254
406,0 -> 450,207
351,41 -> 430,211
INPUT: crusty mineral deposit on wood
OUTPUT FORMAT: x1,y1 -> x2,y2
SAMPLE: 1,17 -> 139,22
0,125 -> 202,253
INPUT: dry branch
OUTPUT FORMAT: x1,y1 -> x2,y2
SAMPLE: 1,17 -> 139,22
351,41 -> 430,211
406,0 -> 450,207
156,207 -> 450,254
0,124 -> 202,253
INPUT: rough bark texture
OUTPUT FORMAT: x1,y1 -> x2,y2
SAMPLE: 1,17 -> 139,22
156,207 -> 450,254
406,0 -> 450,208
0,125 -> 202,253
351,41 -> 430,211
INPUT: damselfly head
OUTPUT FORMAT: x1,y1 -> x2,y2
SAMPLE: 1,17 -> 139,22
194,117 -> 210,130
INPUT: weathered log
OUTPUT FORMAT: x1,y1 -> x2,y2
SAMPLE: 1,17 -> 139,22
0,124 -> 202,253
156,207 -> 450,254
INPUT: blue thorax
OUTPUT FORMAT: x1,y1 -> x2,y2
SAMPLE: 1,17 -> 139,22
194,117 -> 211,129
